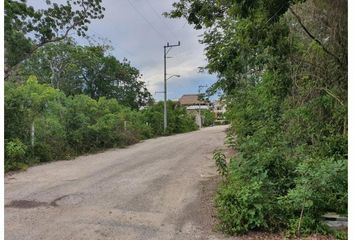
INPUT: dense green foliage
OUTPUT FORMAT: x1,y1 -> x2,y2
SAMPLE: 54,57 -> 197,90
169,0 -> 347,237
16,40 -> 153,109
202,109 -> 215,127
5,0 -> 104,74
5,77 -> 197,171
142,101 -> 198,136
213,150 -> 228,178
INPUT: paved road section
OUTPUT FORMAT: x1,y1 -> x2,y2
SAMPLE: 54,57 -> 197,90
5,125 -> 228,240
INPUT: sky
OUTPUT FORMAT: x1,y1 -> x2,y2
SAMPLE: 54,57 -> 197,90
30,0 -> 219,101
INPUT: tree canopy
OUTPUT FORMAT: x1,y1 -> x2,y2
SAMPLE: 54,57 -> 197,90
5,0 -> 105,76
16,40 -> 153,109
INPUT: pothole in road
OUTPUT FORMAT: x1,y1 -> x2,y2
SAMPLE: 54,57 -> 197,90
50,193 -> 85,206
5,200 -> 48,209
6,193 -> 85,209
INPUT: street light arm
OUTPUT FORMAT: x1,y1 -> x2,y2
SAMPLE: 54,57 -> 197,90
166,74 -> 181,80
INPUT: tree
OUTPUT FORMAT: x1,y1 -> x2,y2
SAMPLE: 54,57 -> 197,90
17,41 -> 153,109
5,0 -> 105,77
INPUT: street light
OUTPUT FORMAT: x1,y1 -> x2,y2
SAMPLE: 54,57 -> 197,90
155,75 -> 180,95
167,74 -> 180,80
164,41 -> 181,133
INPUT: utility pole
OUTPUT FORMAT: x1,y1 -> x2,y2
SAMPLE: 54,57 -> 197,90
198,84 -> 208,129
164,41 -> 181,133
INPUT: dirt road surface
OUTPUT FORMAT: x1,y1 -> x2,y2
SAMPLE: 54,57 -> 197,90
5,125 -> 229,240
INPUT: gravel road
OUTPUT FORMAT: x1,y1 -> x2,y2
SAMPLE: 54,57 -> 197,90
5,125 -> 229,240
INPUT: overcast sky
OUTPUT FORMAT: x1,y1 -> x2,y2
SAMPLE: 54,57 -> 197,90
31,0 -> 218,101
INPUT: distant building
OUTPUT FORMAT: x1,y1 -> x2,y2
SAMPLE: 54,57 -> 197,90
178,94 -> 211,128
179,94 -> 208,107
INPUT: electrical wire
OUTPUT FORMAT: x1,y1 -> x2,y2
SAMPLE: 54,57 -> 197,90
126,0 -> 168,42
145,0 -> 179,39
88,29 -> 135,58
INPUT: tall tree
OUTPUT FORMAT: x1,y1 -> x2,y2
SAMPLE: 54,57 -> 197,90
18,41 -> 153,109
5,0 -> 105,77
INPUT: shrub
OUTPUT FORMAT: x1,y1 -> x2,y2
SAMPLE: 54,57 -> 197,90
143,101 -> 197,135
5,79 -> 198,171
5,139 -> 28,171
213,150 -> 228,177
202,110 -> 215,126
215,177 -> 274,234
279,157 -> 347,236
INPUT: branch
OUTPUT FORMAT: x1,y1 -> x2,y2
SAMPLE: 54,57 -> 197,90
289,7 -> 343,66
297,205 -> 304,237
5,22 -> 77,80
290,56 -> 327,72
320,87 -> 344,106
293,73 -> 345,106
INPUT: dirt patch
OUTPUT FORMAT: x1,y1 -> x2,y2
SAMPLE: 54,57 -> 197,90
231,232 -> 336,240
175,175 -> 220,236
198,176 -> 220,232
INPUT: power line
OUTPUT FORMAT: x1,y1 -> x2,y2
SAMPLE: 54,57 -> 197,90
180,20 -> 188,30
126,0 -> 168,42
87,13 -> 138,58
265,3 -> 288,25
86,29 -> 147,71
145,0 -> 179,39
88,29 -> 135,58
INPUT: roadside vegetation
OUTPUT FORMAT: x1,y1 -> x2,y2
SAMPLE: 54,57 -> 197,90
202,110 -> 216,127
4,0 -> 197,172
5,77 -> 197,171
168,0 -> 347,238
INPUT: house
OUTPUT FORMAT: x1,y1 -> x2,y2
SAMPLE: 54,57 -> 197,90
179,94 -> 207,106
178,94 -> 211,128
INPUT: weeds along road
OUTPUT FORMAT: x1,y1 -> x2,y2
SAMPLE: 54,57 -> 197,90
5,125 -> 228,240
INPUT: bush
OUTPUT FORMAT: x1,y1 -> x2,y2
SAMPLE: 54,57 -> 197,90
213,150 -> 228,177
202,110 -> 215,127
142,101 -> 197,135
279,157 -> 347,236
215,177 -> 274,234
5,78 -> 198,171
213,60 -> 347,237
5,139 -> 28,171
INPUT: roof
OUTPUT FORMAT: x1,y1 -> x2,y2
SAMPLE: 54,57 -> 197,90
179,94 -> 207,106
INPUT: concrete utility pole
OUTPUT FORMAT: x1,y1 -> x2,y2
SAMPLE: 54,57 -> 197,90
163,41 -> 181,133
198,84 -> 208,129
